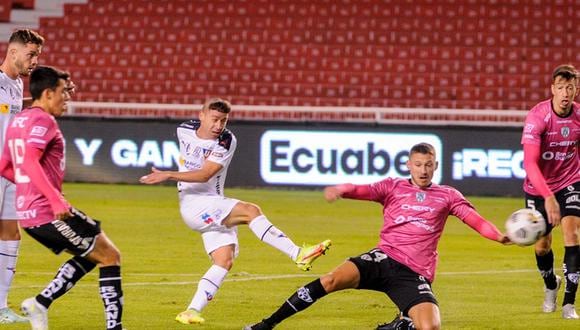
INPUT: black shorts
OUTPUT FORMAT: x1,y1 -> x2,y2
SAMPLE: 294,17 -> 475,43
349,248 -> 438,315
525,181 -> 580,235
24,208 -> 101,257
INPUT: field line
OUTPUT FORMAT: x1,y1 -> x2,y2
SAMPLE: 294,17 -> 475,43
13,269 -> 537,289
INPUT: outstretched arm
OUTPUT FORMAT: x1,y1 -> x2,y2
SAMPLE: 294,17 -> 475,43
523,143 -> 560,226
139,160 -> 223,184
324,183 -> 374,202
461,209 -> 509,244
21,146 -> 71,220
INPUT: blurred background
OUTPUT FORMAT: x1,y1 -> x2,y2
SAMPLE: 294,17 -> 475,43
1,0 -> 578,196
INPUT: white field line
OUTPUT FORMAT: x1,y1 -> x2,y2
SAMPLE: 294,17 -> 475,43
13,269 -> 536,289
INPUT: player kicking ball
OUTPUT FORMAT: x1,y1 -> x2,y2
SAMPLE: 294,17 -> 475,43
139,98 -> 331,324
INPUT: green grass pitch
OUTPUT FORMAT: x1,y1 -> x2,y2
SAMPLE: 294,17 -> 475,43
6,183 -> 577,329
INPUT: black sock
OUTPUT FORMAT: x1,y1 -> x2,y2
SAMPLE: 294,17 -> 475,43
264,278 -> 327,327
99,266 -> 124,330
536,250 -> 558,290
563,245 -> 580,306
36,256 -> 96,309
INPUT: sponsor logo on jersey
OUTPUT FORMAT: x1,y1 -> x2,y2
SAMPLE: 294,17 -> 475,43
524,123 -> 534,133
30,125 -> 48,137
0,104 -> 8,114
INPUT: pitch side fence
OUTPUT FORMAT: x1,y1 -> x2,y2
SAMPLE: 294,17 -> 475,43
61,103 -> 528,196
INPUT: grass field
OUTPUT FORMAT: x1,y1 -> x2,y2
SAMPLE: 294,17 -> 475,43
6,183 -> 578,329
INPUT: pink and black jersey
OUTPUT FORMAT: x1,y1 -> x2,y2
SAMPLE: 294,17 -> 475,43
1,107 -> 65,227
521,100 -> 580,195
368,178 -> 476,282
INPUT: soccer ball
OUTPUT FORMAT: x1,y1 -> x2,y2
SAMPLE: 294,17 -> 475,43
505,208 -> 546,246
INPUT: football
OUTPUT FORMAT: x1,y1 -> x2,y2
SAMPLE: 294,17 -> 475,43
505,208 -> 547,246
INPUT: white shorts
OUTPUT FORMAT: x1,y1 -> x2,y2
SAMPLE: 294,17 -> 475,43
0,178 -> 18,220
179,194 -> 240,256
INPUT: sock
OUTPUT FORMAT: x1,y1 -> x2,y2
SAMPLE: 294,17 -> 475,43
188,265 -> 228,312
99,266 -> 123,330
536,250 -> 558,290
36,256 -> 96,309
0,240 -> 19,309
264,278 -> 327,327
249,215 -> 300,260
563,245 -> 580,306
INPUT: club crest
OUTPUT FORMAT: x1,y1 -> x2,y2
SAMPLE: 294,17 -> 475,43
416,192 -> 426,202
561,126 -> 570,138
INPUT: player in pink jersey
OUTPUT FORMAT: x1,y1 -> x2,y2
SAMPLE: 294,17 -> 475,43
521,64 -> 580,319
244,143 -> 509,330
0,66 -> 124,330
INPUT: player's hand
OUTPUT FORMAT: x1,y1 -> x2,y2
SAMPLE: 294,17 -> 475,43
139,167 -> 170,184
51,198 -> 72,220
324,186 -> 342,202
498,234 -> 512,245
544,196 -> 561,226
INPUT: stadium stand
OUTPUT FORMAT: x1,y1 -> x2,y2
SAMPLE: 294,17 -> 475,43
0,0 -> 579,124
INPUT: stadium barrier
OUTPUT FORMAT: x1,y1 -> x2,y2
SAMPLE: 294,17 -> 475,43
61,116 -> 524,197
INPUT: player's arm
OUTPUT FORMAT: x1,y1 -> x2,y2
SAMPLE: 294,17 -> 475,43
461,208 -> 510,244
324,183 -> 374,202
0,156 -> 15,183
21,145 -> 71,220
139,160 -> 223,184
523,143 -> 560,225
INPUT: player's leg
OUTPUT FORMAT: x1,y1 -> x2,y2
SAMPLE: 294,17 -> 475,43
223,200 -> 331,270
556,183 -> 580,319
20,209 -> 104,329
527,194 -> 560,312
407,303 -> 440,330
0,181 -> 26,323
176,230 -> 237,325
244,260 -> 360,329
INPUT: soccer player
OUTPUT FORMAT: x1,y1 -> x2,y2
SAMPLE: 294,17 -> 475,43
522,64 -> 580,319
244,143 -> 509,330
0,66 -> 124,330
139,98 -> 331,325
0,28 -> 43,323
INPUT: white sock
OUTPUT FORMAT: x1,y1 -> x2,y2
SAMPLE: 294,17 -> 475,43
248,215 -> 300,260
188,265 -> 228,312
0,240 -> 19,309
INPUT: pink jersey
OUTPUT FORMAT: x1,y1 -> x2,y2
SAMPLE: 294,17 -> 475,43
367,178 -> 476,282
1,107 -> 65,227
521,100 -> 580,195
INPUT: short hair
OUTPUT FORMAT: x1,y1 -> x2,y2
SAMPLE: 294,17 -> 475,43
410,143 -> 436,157
203,98 -> 232,114
29,66 -> 70,100
8,29 -> 44,46
552,64 -> 577,83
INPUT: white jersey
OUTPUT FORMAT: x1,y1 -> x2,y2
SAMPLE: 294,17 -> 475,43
176,120 -> 237,196
0,71 -> 23,150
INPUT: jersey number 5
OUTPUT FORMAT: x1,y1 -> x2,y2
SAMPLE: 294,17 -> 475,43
8,139 -> 30,183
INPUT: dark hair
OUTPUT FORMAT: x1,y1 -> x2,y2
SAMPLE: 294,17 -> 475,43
204,98 -> 232,114
410,143 -> 436,157
552,64 -> 577,83
9,29 -> 44,46
29,66 -> 70,100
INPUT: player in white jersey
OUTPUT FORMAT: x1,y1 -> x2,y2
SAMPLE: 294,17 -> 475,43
140,98 -> 331,325
0,29 -> 43,324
